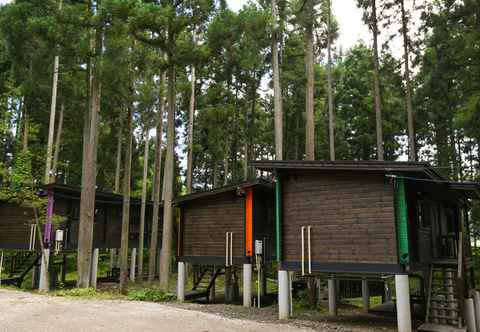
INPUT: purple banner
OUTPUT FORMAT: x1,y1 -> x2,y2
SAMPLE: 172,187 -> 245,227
43,191 -> 54,247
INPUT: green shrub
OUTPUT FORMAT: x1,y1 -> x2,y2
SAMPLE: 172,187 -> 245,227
128,287 -> 175,302
54,287 -> 98,297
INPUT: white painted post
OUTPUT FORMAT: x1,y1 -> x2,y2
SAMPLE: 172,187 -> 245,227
328,278 -> 337,316
130,248 -> 137,281
473,291 -> 480,332
177,261 -> 185,302
243,263 -> 252,307
465,298 -> 477,332
39,249 -> 50,292
90,248 -> 99,289
278,270 -> 290,319
362,278 -> 370,313
395,274 -> 412,332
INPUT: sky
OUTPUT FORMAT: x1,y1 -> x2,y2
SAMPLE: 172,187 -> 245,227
227,0 -> 371,51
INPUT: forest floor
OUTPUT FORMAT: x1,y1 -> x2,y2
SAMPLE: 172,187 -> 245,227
0,288 -> 400,332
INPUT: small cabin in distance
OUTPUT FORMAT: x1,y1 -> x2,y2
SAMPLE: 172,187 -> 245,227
0,183 -> 163,251
252,160 -> 480,331
175,181 -> 275,305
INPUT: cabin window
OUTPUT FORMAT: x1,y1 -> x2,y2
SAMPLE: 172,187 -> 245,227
418,201 -> 432,228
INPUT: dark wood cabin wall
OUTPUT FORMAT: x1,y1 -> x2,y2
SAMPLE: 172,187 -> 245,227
182,191 -> 245,258
253,187 -> 276,261
281,171 -> 398,265
0,202 -> 34,249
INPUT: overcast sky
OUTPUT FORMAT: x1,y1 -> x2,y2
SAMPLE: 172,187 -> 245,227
227,0 -> 371,51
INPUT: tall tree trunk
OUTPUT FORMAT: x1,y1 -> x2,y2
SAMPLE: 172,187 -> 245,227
272,0 -> 283,161
22,108 -> 28,152
186,30 -> 196,194
114,117 -> 123,193
148,71 -> 165,283
45,0 -> 63,184
400,0 -> 416,161
119,104 -> 133,294
45,53 -> 60,183
159,56 -> 176,292
138,129 -> 149,283
372,0 -> 384,161
304,0 -> 315,161
52,101 -> 64,179
327,0 -> 335,161
77,11 -> 102,288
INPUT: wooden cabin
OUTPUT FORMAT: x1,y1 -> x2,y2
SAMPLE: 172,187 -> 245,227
252,160 -> 477,274
176,181 -> 275,266
0,183 -> 163,251
252,160 -> 480,330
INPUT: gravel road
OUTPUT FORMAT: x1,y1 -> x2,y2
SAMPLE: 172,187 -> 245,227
0,289 -> 313,332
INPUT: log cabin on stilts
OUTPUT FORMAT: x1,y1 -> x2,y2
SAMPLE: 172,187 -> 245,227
175,180 -> 275,306
251,160 -> 480,332
0,183 -> 162,289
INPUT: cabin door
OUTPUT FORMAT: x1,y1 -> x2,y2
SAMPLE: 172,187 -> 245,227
416,201 -> 434,263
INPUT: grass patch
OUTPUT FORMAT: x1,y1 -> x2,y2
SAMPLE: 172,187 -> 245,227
127,287 -> 175,302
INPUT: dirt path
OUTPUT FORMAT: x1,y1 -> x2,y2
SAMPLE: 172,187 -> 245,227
0,289 -> 312,332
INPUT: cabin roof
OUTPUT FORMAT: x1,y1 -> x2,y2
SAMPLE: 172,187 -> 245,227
252,160 -> 480,200
174,179 -> 272,206
252,160 -> 442,176
43,183 -> 162,207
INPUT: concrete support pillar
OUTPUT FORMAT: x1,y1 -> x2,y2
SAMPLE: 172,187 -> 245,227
473,291 -> 480,332
130,248 -> 136,281
243,263 -> 252,307
465,298 -> 477,332
39,249 -> 50,292
395,274 -> 412,332
177,262 -> 185,302
261,266 -> 267,297
32,264 -> 39,289
90,248 -> 99,289
278,270 -> 290,319
60,254 -> 67,284
209,269 -> 216,303
362,278 -> 370,313
225,267 -> 232,303
328,278 -> 337,316
109,249 -> 115,270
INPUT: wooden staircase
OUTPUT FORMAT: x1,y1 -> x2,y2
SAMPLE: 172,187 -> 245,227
419,261 -> 466,332
1,252 -> 41,287
185,266 -> 223,302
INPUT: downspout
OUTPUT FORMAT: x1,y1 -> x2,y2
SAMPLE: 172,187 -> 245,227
395,177 -> 410,267
275,173 -> 282,263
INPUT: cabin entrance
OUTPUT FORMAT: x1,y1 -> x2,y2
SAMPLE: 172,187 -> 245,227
413,199 -> 460,263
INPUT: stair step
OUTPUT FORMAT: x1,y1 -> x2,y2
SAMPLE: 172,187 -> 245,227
418,323 -> 466,332
432,291 -> 457,296
430,299 -> 459,304
429,314 -> 460,321
430,305 -> 459,312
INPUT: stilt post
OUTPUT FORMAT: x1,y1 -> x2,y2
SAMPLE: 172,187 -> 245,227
243,263 -> 252,307
328,278 -> 337,316
90,248 -> 99,289
278,270 -> 290,319
39,249 -> 50,292
465,298 -> 477,332
362,278 -> 370,312
395,274 -> 412,332
130,248 -> 137,281
177,261 -> 185,302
